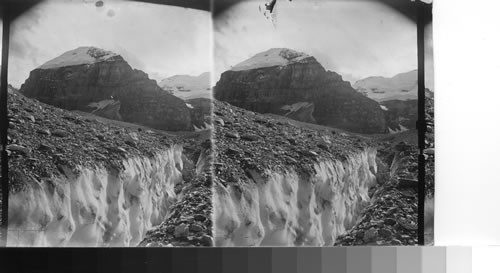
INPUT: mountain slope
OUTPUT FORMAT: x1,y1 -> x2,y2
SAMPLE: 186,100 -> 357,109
20,46 -> 192,131
214,48 -> 387,134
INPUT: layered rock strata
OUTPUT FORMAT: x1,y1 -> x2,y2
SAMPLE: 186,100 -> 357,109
20,47 -> 192,131
214,48 -> 387,134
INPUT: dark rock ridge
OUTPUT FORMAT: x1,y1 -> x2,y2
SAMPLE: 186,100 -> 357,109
381,99 -> 417,132
186,98 -> 212,130
140,132 -> 213,247
424,93 -> 435,245
335,141 -> 419,246
374,87 -> 432,133
20,46 -> 192,131
214,48 -> 387,134
140,172 -> 213,247
353,70 -> 426,133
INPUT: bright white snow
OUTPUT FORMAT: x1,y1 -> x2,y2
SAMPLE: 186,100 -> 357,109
38,47 -> 118,70
214,148 -> 378,246
88,99 -> 118,111
7,147 -> 184,247
231,48 -> 311,71
388,124 -> 410,134
281,102 -> 313,114
399,124 -> 409,132
193,121 -> 212,132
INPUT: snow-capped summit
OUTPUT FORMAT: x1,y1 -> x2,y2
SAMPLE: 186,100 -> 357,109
231,48 -> 312,71
38,46 -> 119,69
159,72 -> 211,100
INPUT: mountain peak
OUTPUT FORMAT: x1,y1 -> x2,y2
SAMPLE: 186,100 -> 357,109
231,48 -> 313,71
38,46 -> 119,69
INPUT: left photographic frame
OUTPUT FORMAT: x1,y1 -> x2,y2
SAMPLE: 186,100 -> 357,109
2,0 -> 213,247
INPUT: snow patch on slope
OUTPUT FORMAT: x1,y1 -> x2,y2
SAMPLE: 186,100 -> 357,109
388,124 -> 410,134
231,48 -> 311,71
39,47 -> 118,70
193,122 -> 212,132
281,102 -> 313,115
88,100 -> 118,111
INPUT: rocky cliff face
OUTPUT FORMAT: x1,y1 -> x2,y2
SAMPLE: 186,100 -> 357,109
214,48 -> 387,134
20,47 -> 192,131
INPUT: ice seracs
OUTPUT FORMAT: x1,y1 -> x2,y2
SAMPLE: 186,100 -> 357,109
38,46 -> 118,69
231,48 -> 312,71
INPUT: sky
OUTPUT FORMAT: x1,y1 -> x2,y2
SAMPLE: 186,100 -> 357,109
214,0 -> 420,84
8,0 -> 211,88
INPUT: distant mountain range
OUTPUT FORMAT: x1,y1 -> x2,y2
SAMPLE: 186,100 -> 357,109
159,72 -> 211,100
353,70 -> 418,102
354,69 -> 435,133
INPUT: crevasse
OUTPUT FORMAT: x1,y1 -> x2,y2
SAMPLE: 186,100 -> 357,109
7,145 -> 184,247
214,147 -> 378,246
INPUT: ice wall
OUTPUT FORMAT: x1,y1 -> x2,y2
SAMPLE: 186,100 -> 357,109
7,145 -> 184,247
214,148 -> 378,246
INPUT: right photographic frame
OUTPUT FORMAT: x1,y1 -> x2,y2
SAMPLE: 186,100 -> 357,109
212,0 -> 434,247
